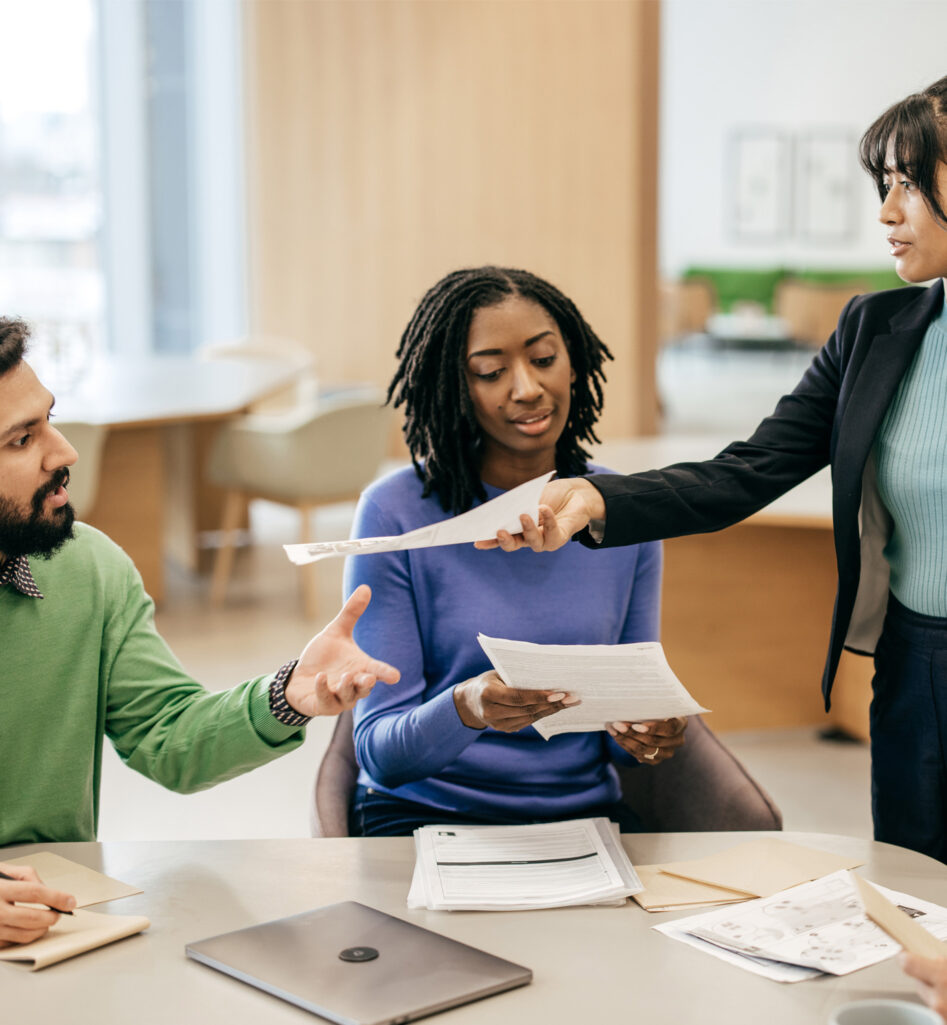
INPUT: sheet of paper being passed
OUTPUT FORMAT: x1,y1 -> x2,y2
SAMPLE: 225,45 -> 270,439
283,471 -> 554,565
478,635 -> 709,739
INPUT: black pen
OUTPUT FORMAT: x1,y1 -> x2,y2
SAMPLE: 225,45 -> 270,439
0,869 -> 74,915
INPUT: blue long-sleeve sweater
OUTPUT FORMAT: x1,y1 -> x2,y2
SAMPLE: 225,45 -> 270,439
344,465 -> 663,821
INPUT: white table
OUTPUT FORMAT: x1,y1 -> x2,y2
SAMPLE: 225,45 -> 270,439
1,832 -> 941,1024
51,354 -> 298,602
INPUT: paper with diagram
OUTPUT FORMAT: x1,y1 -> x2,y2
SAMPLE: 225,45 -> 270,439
655,869 -> 947,982
477,635 -> 708,739
283,471 -> 554,565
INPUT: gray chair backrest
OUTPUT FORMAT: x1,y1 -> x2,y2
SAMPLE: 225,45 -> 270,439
208,395 -> 392,502
310,712 -> 782,837
614,715 -> 782,831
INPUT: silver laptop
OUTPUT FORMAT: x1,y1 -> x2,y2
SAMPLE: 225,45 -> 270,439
186,900 -> 531,1025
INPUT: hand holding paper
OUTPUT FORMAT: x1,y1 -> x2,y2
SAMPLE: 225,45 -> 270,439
477,635 -> 708,740
284,471 -> 554,565
453,671 -> 579,732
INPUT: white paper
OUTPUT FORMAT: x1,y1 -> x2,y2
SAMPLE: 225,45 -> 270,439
283,471 -> 554,564
477,635 -> 709,739
656,869 -> 947,981
654,921 -> 822,983
408,817 -> 642,912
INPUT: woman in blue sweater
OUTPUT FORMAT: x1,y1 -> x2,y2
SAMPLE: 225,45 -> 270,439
344,267 -> 687,836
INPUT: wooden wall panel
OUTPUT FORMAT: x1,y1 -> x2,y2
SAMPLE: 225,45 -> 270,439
244,0 -> 660,439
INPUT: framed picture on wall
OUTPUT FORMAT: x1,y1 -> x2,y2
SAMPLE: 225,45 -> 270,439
729,129 -> 792,242
796,130 -> 858,243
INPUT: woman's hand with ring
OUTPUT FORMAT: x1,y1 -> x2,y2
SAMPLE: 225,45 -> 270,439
607,716 -> 688,765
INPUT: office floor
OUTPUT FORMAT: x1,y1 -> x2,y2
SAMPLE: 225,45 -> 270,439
97,486 -> 873,843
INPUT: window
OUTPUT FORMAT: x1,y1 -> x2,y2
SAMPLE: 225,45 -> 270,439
0,0 -> 102,386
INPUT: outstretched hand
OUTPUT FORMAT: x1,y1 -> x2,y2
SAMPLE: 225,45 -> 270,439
474,478 -> 606,553
0,862 -> 76,947
285,585 -> 400,718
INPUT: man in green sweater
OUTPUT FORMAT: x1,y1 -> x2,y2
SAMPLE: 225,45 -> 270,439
0,318 -> 400,947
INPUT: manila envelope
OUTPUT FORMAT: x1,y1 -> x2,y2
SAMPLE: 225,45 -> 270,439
5,852 -> 142,907
632,864 -> 751,912
657,837 -> 864,898
852,872 -> 947,958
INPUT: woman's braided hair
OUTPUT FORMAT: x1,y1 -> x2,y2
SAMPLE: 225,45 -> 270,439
388,266 -> 613,514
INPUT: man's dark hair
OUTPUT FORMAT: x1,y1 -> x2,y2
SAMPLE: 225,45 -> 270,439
0,318 -> 28,377
860,75 -> 947,225
387,266 -> 613,514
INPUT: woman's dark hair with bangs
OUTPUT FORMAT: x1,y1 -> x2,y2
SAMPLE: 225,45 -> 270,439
387,266 -> 613,515
860,75 -> 947,225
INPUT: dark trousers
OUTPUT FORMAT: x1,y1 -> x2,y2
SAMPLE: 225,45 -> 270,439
871,593 -> 947,863
349,784 -> 644,837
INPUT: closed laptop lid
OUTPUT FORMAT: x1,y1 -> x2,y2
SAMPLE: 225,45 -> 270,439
185,900 -> 531,1025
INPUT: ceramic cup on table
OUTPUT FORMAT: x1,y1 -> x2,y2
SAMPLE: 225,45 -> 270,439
829,999 -> 941,1025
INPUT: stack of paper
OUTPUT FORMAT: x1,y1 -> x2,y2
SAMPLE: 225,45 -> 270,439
477,635 -> 708,739
654,868 -> 947,983
0,853 -> 148,971
633,837 -> 864,912
407,817 -> 643,911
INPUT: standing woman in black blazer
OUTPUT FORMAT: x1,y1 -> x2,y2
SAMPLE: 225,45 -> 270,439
480,75 -> 947,864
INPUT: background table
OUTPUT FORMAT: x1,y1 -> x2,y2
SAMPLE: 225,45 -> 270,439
55,355 -> 297,603
2,832 -> 942,1024
593,436 -> 873,740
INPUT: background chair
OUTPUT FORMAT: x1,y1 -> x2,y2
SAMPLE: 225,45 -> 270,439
200,334 -> 320,413
774,278 -> 871,347
310,711 -> 782,837
55,421 -> 107,520
206,391 -> 394,618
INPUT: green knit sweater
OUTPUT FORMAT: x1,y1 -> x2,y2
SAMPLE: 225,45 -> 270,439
0,524 -> 304,845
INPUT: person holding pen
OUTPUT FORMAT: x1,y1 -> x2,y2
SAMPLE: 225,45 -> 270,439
344,266 -> 686,837
478,76 -> 947,866
0,317 -> 399,945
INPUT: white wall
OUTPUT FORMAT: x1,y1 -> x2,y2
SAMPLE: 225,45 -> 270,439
660,0 -> 947,274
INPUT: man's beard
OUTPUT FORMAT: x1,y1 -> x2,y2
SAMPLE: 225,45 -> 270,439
0,467 -> 76,560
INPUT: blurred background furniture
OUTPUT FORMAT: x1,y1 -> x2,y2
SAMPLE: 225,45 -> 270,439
206,391 -> 393,618
309,710 -> 782,838
55,421 -> 107,519
54,354 -> 299,603
661,266 -> 905,347
659,277 -> 715,344
773,277 -> 871,346
199,335 -> 320,413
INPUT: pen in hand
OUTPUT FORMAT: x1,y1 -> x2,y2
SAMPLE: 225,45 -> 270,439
0,869 -> 74,915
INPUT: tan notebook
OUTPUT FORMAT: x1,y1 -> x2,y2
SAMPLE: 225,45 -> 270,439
4,852 -> 141,907
0,852 -> 147,969
0,908 -> 150,970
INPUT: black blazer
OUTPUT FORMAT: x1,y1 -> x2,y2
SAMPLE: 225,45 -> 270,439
586,280 -> 945,708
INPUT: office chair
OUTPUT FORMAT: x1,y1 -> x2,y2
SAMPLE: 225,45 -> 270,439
309,711 -> 782,838
206,391 -> 393,618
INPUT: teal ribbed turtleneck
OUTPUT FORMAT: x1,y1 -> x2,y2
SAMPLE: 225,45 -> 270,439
874,293 -> 947,615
